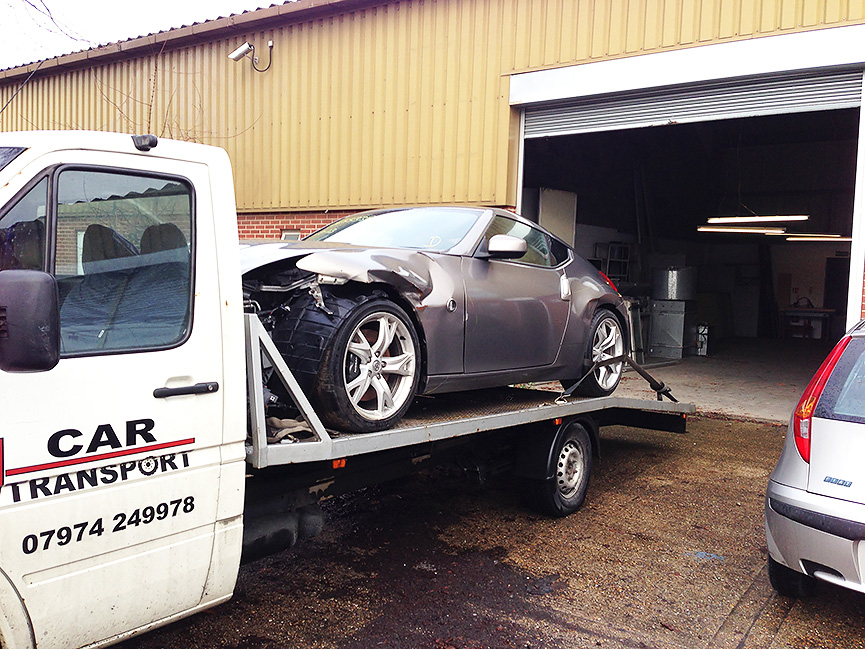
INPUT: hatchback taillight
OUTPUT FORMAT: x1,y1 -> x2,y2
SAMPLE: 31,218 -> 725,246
792,335 -> 852,462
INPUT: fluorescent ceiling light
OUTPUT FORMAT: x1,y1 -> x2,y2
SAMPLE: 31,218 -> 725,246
707,215 -> 809,224
766,232 -> 842,238
697,226 -> 786,234
786,236 -> 852,242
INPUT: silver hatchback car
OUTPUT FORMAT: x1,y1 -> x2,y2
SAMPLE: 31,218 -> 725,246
766,320 -> 865,597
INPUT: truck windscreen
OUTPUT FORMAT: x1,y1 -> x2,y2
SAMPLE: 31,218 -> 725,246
0,147 -> 26,172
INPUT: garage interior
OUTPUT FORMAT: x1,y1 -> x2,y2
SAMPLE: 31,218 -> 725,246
522,108 -> 859,366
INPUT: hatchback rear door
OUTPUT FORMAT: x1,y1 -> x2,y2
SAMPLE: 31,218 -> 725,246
809,336 -> 865,504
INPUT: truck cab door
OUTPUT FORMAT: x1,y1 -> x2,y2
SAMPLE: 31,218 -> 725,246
0,150 -> 243,648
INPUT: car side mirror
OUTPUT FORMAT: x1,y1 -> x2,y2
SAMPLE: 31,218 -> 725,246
0,270 -> 60,372
487,234 -> 527,260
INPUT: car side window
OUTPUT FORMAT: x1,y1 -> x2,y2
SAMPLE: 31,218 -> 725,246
0,178 -> 48,271
56,169 -> 194,355
549,238 -> 571,266
481,216 -> 561,267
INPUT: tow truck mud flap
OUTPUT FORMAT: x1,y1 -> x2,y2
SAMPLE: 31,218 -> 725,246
240,503 -> 324,564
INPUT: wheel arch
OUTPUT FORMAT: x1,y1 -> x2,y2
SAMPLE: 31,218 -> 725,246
513,416 -> 600,482
360,282 -> 430,393
0,566 -> 35,649
592,301 -> 631,357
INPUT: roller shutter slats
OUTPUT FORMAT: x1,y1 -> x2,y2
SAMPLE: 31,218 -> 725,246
524,71 -> 864,138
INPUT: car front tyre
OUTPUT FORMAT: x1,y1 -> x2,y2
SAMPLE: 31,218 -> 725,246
316,298 -> 421,433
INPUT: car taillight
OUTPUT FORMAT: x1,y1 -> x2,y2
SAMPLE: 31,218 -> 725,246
599,271 -> 618,293
792,335 -> 852,462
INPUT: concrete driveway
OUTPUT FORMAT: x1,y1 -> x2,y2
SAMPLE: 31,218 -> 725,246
617,338 -> 835,423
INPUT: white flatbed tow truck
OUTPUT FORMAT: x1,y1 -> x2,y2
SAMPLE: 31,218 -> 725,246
0,131 -> 693,649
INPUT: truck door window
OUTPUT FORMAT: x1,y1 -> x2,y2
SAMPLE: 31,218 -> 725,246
0,178 -> 47,271
57,169 -> 193,355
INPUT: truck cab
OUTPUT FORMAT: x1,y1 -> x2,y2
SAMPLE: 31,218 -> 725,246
0,132 -> 247,649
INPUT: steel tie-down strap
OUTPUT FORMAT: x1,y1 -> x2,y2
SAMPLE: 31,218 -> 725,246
559,355 -> 678,403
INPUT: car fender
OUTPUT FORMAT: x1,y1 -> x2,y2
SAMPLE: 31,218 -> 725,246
296,249 -> 457,308
594,297 -> 631,354
562,257 -> 614,331
769,419 -> 809,489
561,284 -> 629,362
298,249 -> 465,377
0,567 -> 35,649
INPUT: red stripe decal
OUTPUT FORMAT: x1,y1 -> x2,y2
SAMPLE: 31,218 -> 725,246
5,438 -> 195,477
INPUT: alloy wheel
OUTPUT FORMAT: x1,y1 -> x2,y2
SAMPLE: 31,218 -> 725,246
591,317 -> 624,391
343,311 -> 416,422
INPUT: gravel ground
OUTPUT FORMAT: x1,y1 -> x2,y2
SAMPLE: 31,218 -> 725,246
117,417 -> 865,649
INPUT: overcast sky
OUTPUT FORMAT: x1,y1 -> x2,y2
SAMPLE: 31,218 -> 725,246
0,0 -> 275,70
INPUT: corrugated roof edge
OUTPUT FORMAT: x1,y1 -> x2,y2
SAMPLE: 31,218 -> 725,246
0,0 -> 379,81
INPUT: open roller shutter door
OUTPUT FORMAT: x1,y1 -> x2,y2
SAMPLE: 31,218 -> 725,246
524,71 -> 864,139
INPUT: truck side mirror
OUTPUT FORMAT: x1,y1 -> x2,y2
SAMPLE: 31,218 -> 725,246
0,270 -> 60,372
487,234 -> 528,260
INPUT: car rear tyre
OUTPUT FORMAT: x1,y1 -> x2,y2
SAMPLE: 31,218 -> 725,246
315,298 -> 421,433
573,309 -> 624,397
767,556 -> 815,598
529,423 -> 593,517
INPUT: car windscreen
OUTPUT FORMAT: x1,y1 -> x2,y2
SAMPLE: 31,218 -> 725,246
306,207 -> 484,251
816,338 -> 865,423
0,147 -> 26,172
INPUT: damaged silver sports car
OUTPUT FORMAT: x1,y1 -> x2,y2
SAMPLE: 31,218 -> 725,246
241,207 -> 628,433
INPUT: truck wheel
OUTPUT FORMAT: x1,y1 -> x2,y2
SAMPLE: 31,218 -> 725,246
767,556 -> 815,598
316,298 -> 420,432
530,423 -> 593,517
572,309 -> 624,397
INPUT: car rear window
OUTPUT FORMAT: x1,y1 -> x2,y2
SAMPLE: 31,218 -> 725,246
816,337 -> 865,423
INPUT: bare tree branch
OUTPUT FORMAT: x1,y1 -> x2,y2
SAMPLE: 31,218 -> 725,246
19,0 -> 89,43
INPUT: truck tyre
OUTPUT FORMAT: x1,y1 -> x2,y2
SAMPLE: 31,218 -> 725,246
572,309 -> 624,397
530,423 -> 593,517
315,298 -> 420,433
767,556 -> 815,598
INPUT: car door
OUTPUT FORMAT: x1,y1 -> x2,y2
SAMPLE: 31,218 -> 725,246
462,216 -> 571,373
0,150 -> 230,648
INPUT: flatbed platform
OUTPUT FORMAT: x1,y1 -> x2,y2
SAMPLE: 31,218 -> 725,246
245,315 -> 695,468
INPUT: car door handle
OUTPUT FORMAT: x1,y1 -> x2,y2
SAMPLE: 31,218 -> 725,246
153,382 -> 220,398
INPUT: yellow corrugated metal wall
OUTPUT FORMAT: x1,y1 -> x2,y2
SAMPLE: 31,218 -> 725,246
503,0 -> 865,71
1,0 -> 863,213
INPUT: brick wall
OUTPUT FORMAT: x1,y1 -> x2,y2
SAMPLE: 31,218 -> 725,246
237,211 -> 352,241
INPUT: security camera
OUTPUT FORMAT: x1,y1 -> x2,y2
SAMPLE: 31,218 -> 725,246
228,42 -> 254,61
